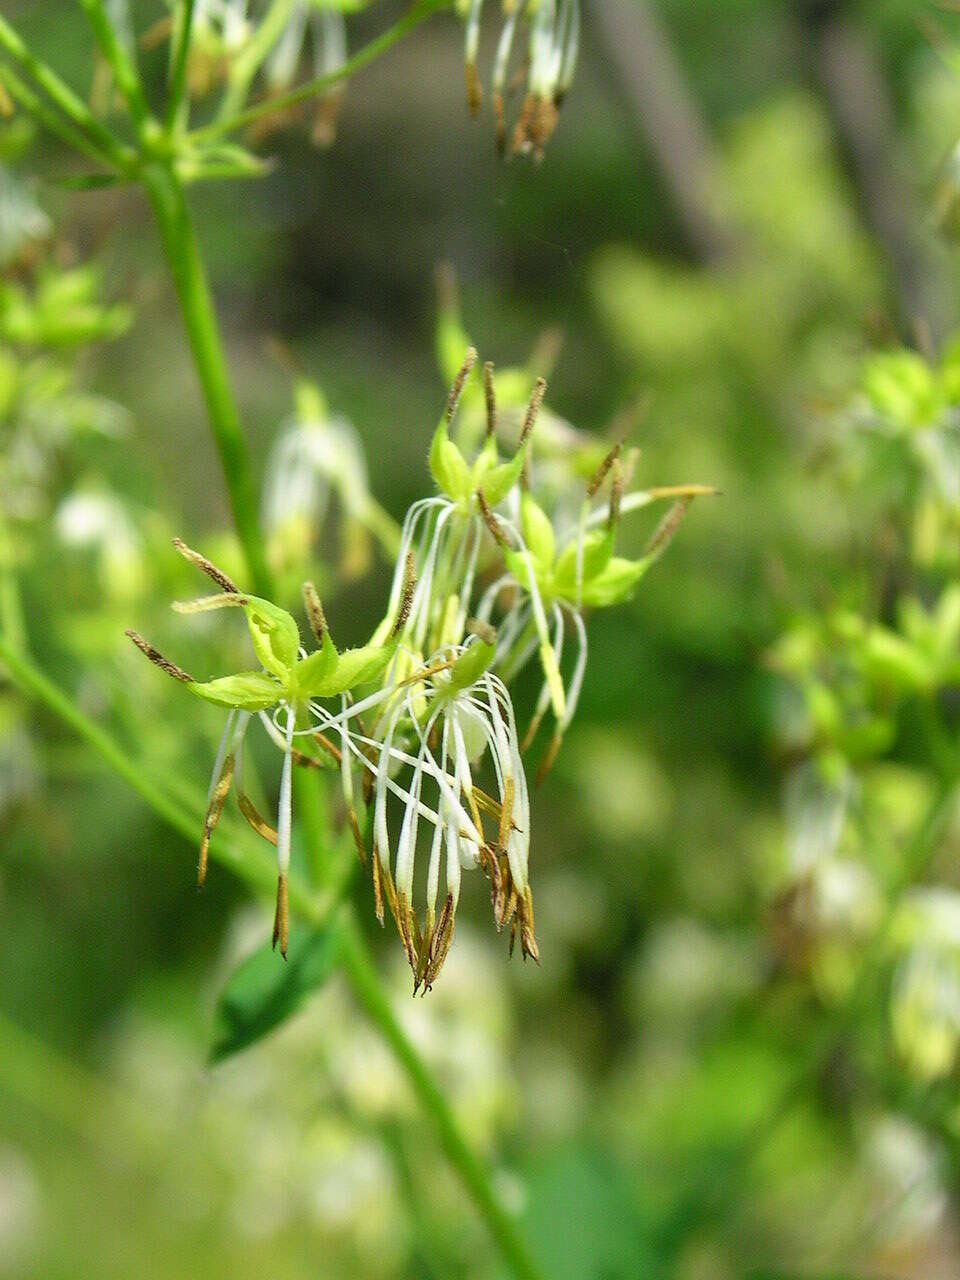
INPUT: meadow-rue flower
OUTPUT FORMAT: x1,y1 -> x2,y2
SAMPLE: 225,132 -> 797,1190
252,2 -> 347,146
462,0 -> 581,159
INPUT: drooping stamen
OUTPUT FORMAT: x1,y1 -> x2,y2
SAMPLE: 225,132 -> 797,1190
172,537 -> 239,594
199,751 -> 235,888
348,807 -> 367,868
608,458 -> 623,532
238,792 -> 278,845
464,0 -> 483,115
371,846 -> 385,924
483,361 -> 497,438
445,347 -> 478,425
519,885 -> 540,962
302,581 -> 327,645
125,629 -> 194,683
272,873 -> 289,959
273,710 -> 294,958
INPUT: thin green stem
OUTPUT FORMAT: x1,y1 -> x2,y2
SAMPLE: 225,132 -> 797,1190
0,12 -> 134,171
0,633 -> 330,921
0,62 -> 117,172
336,912 -> 547,1280
216,0 -> 295,124
165,0 -> 197,133
191,0 -> 451,144
78,0 -> 150,129
142,162 -> 272,596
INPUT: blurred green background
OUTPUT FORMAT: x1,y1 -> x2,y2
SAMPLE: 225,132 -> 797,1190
5,1 -> 960,1277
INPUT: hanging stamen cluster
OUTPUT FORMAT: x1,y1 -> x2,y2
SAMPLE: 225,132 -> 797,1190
463,0 -> 581,159
126,346 -> 709,989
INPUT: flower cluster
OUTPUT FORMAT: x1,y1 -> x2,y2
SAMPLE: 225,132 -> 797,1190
128,349 -> 709,989
462,0 -> 580,159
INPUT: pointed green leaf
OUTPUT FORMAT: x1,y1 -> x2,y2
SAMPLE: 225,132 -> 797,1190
210,925 -> 341,1062
187,671 -> 283,710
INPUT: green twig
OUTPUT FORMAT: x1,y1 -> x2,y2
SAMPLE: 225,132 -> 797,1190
142,162 -> 272,596
78,0 -> 150,129
0,62 -> 118,172
165,0 -> 197,133
191,0 -> 451,144
336,911 -> 548,1280
216,0 -> 295,124
0,12 -> 134,171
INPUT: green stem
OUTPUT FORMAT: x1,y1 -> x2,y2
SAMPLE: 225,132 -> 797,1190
0,62 -> 118,171
0,632 -> 329,921
0,12 -> 134,171
78,0 -> 150,128
142,162 -> 272,596
217,0 -> 295,124
165,0 -> 197,134
191,0 -> 451,144
336,912 -> 547,1280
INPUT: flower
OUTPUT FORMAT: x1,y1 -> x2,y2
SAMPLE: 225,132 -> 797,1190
462,0 -> 581,159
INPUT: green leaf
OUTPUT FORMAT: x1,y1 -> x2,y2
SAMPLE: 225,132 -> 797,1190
521,493 -> 556,569
241,597 -> 300,681
293,632 -> 339,696
187,671 -> 282,710
210,925 -> 341,1062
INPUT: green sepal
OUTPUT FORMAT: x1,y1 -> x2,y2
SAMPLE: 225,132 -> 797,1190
579,556 -> 650,607
521,493 -> 556,570
187,671 -> 283,710
479,446 -> 526,507
241,596 -> 300,680
292,631 -> 339,697
429,419 -> 472,501
554,528 -> 614,593
504,548 -> 540,595
470,435 -> 500,488
448,638 -> 496,691
309,640 -> 397,698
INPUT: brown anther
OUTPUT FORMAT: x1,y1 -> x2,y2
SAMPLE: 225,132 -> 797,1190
465,61 -> 482,116
519,885 -> 540,963
198,752 -> 235,887
518,377 -> 547,447
125,629 -> 194,683
479,844 -> 505,925
238,792 -> 278,845
172,538 -> 239,594
644,496 -> 694,560
371,849 -> 385,925
467,618 -> 497,646
498,776 -> 515,851
609,458 -> 623,531
291,746 -> 331,771
483,361 -> 497,438
445,347 -> 478,424
396,891 -> 420,986
313,731 -> 342,764
302,581 -> 327,645
511,92 -> 536,155
425,893 -> 455,988
493,91 -> 507,155
310,91 -> 342,149
272,872 -> 289,959
586,441 -> 622,499
535,730 -> 562,786
391,551 -> 417,638
476,489 -> 507,546
348,808 -> 367,868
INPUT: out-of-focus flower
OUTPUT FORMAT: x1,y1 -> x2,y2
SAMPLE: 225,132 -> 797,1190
252,3 -> 347,146
0,166 -> 49,268
462,0 -> 580,159
890,889 -> 960,1082
55,489 -> 144,601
